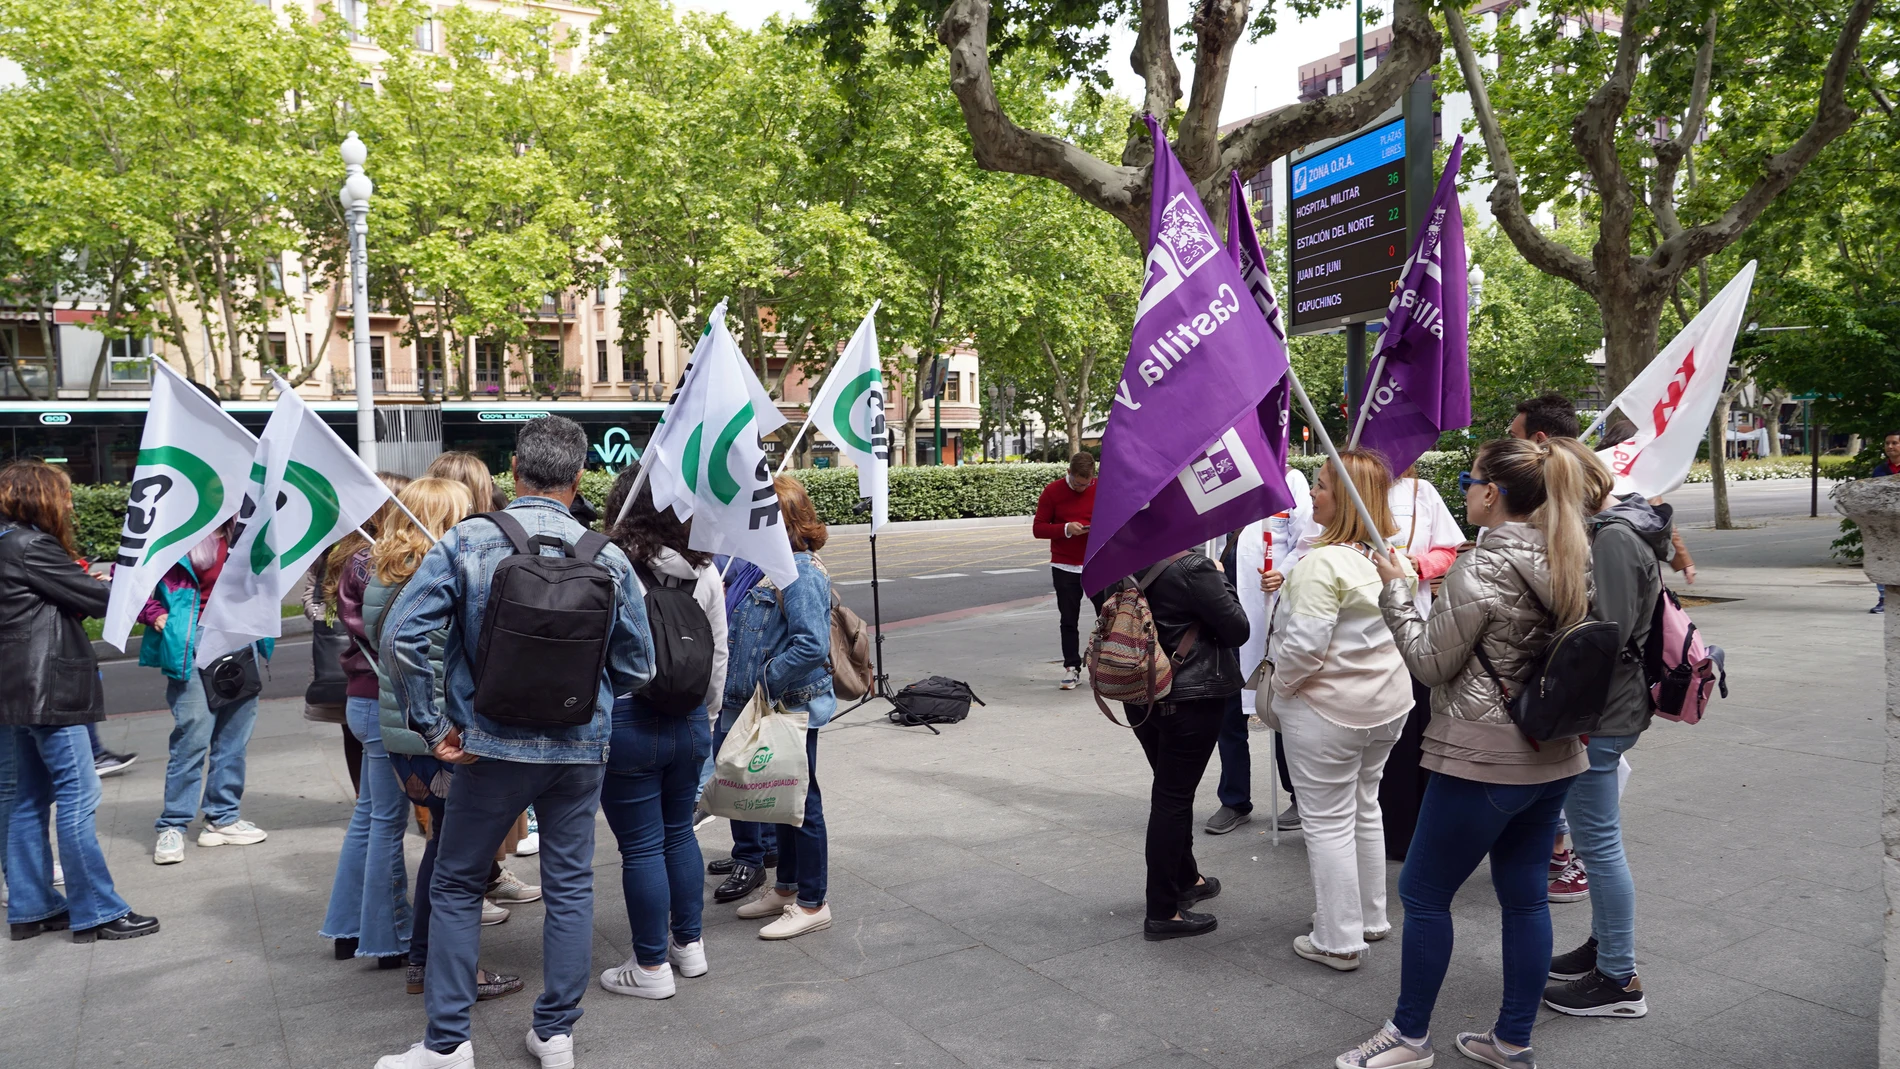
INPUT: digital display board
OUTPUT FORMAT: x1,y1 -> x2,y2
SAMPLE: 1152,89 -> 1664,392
1286,116 -> 1407,332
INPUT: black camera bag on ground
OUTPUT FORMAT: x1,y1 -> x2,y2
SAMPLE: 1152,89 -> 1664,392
889,676 -> 984,732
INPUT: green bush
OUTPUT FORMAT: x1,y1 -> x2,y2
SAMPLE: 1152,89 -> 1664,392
1684,455 -> 1853,483
72,483 -> 129,563
788,464 -> 1069,524
1291,449 -> 1473,533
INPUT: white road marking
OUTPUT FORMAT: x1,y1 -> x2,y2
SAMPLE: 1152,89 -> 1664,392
909,573 -> 968,579
982,568 -> 1036,575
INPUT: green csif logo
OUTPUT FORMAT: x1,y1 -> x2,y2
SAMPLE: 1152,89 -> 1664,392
118,447 -> 225,569
747,745 -> 773,773
239,461 -> 342,574
681,402 -> 757,505
830,369 -> 888,461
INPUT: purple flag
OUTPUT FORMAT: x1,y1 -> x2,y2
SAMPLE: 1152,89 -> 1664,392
1227,171 -> 1293,476
1354,138 -> 1470,475
1082,118 -> 1294,595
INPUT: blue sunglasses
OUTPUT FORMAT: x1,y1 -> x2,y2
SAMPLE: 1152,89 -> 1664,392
1457,472 -> 1496,494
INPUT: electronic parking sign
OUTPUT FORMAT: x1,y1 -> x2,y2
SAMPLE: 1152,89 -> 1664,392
1286,108 -> 1408,333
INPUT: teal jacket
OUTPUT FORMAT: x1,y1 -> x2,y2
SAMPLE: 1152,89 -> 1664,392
136,557 -> 275,681
362,574 -> 444,756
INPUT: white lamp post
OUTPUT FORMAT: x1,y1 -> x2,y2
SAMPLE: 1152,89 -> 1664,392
340,131 -> 376,468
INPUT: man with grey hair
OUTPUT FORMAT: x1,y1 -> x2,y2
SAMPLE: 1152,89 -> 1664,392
375,416 -> 653,1069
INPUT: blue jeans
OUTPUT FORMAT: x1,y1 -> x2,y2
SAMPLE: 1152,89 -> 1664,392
712,704 -> 777,863
157,673 -> 259,831
320,697 -> 412,958
1393,771 -> 1577,1048
1215,692 -> 1251,813
5,725 -> 131,930
600,699 -> 710,966
769,728 -> 826,908
1567,734 -> 1640,980
424,758 -> 604,1052
0,727 -> 12,885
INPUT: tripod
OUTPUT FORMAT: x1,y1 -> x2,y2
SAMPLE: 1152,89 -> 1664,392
837,532 -> 905,723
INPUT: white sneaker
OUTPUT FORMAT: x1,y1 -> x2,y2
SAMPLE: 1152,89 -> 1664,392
1295,933 -> 1362,972
668,937 -> 708,978
487,868 -> 541,903
524,1028 -> 573,1069
760,903 -> 831,940
198,820 -> 268,847
481,900 -> 511,926
600,958 -> 676,999
514,832 -> 540,857
372,1040 -> 474,1069
735,888 -> 797,919
154,828 -> 185,865
1059,670 -> 1078,690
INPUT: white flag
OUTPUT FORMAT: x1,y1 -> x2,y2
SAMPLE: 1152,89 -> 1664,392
806,305 -> 888,532
195,376 -> 393,666
101,361 -> 258,651
1597,261 -> 1756,498
647,305 -> 799,588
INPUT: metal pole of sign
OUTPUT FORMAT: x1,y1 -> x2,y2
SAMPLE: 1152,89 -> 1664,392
1811,406 -> 1820,519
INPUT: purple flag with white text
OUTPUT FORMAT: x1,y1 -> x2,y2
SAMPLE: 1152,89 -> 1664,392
1082,118 -> 1294,595
1227,171 -> 1293,474
1353,138 -> 1469,476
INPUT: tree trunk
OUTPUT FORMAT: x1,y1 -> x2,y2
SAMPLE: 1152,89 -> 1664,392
1762,397 -> 1783,457
1709,397 -> 1733,530
1598,283 -> 1670,399
88,270 -> 128,400
0,323 -> 41,402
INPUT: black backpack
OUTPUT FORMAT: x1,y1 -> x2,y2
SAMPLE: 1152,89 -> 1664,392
1473,580 -> 1619,744
471,511 -> 617,731
633,562 -> 715,716
889,676 -> 984,735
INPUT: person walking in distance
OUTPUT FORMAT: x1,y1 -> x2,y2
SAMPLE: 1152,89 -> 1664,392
1034,452 -> 1102,690
374,417 -> 654,1069
1270,451 -> 1417,972
596,471 -> 729,997
0,461 -> 160,943
1120,546 -> 1249,941
1336,438 -> 1593,1069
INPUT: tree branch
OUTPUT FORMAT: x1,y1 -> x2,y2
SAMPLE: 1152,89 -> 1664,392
1219,0 -> 1438,183
937,0 -> 1145,235
1122,0 -> 1182,170
1176,0 -> 1249,179
1654,0 -> 1877,274
1649,12 -> 1717,241
1445,1 -> 1597,293
1571,0 -> 1649,274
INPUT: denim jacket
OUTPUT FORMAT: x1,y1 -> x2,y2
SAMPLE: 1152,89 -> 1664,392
381,496 -> 654,764
721,551 -> 835,728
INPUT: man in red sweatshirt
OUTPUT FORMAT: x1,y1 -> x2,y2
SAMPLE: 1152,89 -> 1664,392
1033,452 -> 1103,689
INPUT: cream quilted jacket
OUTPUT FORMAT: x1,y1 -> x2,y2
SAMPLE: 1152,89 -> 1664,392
1378,521 -> 1589,785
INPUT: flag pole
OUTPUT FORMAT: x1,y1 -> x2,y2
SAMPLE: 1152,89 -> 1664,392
1346,345 -> 1387,448
612,450 -> 654,527
1286,366 -> 1389,555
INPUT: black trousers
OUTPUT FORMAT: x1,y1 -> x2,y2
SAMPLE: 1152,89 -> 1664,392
1128,696 -> 1226,921
1052,567 -> 1106,670
1377,676 -> 1434,860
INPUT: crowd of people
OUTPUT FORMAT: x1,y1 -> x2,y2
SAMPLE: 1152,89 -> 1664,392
1034,393 -> 1695,1069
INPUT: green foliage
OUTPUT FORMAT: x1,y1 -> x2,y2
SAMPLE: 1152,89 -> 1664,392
1291,449 -> 1474,532
1681,455 -> 1853,483
492,471 -> 619,517
1462,216 -> 1600,442
71,483 -> 130,564
788,463 -> 1068,524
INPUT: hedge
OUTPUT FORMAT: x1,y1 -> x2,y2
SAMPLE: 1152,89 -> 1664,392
1684,455 -> 1853,483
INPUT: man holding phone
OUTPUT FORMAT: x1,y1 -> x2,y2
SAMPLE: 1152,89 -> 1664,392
1033,452 -> 1102,690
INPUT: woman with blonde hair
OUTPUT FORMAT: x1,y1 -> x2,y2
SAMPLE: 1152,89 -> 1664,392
1268,449 -> 1416,972
425,452 -> 494,522
1337,437 -> 1591,1069
359,477 -> 524,1001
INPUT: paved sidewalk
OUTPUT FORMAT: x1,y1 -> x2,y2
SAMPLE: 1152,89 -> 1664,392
0,517 -> 1881,1069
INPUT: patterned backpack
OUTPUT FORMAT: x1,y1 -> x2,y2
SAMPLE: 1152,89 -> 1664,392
1086,553 -> 1199,728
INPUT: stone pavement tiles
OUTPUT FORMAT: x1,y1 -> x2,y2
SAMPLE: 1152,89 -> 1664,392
0,516 -> 1881,1069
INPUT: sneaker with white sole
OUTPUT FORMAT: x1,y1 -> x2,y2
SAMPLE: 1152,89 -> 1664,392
487,868 -> 542,903
600,958 -> 676,999
1546,857 -> 1589,903
153,828 -> 185,865
197,820 -> 267,847
669,937 -> 708,978
1294,933 -> 1362,971
1543,969 -> 1648,1018
373,1041 -> 474,1069
736,888 -> 797,919
1336,1020 -> 1434,1068
481,900 -> 511,926
515,808 -> 540,856
1454,1031 -> 1536,1068
759,903 -> 831,940
1060,670 -> 1078,691
524,1029 -> 574,1069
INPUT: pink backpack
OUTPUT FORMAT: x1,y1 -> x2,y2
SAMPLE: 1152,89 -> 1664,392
1638,587 -> 1728,724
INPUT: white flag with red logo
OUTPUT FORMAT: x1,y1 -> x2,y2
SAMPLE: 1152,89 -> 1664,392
1598,261 -> 1756,498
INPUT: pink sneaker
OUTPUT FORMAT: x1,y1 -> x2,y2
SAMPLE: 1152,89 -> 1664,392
1548,857 -> 1590,902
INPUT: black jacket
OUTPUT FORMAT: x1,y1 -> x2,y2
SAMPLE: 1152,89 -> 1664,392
1143,551 -> 1250,702
0,522 -> 109,727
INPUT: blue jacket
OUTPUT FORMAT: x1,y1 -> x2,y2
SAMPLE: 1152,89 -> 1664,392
721,551 -> 836,727
381,496 -> 654,764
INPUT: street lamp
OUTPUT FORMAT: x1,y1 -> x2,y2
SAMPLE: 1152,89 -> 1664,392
1468,261 -> 1486,309
339,131 -> 376,468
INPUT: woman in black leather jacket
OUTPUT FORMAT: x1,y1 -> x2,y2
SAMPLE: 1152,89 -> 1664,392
1123,548 -> 1249,941
0,460 -> 159,942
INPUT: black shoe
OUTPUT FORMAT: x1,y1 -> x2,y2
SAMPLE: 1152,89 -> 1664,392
1548,936 -> 1598,980
9,911 -> 70,941
73,912 -> 160,942
1544,969 -> 1648,1018
377,953 -> 408,970
334,937 -> 360,960
1181,875 -> 1221,907
708,852 -> 778,876
1143,909 -> 1217,942
1203,806 -> 1251,835
713,863 -> 767,904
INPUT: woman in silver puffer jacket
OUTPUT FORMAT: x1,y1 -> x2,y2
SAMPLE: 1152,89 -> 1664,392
1337,437 -> 1593,1069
